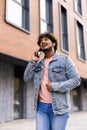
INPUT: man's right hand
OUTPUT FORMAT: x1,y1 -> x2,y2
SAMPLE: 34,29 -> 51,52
31,50 -> 40,62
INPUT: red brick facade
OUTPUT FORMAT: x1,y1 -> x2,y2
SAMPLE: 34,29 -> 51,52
0,0 -> 87,78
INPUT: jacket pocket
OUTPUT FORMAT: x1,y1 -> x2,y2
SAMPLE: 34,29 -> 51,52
51,67 -> 65,81
34,67 -> 41,79
53,92 -> 69,110
34,67 -> 41,72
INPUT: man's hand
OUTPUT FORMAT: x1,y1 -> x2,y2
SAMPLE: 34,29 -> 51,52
46,80 -> 52,92
31,50 -> 40,62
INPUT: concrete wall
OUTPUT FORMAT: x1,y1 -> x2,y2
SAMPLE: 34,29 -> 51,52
0,61 -> 14,122
0,60 -> 35,122
23,81 -> 35,118
81,84 -> 87,111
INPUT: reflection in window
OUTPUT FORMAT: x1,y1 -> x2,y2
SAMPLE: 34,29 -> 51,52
75,0 -> 82,15
41,21 -> 47,33
76,21 -> 86,61
60,5 -> 69,52
16,0 -> 22,3
40,0 -> 53,33
14,78 -> 20,119
6,0 -> 29,31
72,89 -> 79,111
40,0 -> 46,20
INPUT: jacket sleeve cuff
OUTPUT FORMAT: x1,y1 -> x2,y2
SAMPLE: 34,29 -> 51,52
51,82 -> 60,92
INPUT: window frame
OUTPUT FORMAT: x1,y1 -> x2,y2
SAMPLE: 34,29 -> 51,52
59,4 -> 69,53
76,20 -> 86,62
5,0 -> 30,33
74,0 -> 82,17
40,0 -> 54,33
64,0 -> 67,2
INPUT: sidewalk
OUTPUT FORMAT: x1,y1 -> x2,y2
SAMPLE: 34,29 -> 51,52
0,111 -> 87,130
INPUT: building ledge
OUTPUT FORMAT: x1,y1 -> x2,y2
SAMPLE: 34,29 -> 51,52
0,52 -> 28,66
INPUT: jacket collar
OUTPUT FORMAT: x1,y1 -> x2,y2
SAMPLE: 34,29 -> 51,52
39,52 -> 59,64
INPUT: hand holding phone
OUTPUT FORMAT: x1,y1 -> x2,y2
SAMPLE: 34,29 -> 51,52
31,49 -> 42,62
36,49 -> 42,58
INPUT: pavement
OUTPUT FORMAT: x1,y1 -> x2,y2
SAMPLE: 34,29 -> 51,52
0,111 -> 87,130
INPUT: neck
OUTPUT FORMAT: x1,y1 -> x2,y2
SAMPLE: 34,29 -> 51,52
44,47 -> 55,58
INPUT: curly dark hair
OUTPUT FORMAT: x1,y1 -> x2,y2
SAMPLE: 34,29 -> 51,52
37,32 -> 58,51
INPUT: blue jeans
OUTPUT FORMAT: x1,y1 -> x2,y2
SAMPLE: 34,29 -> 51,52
36,102 -> 69,130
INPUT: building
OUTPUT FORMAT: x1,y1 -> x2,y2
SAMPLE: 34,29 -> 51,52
0,0 -> 87,122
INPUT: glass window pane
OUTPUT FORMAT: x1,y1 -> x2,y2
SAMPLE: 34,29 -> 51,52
47,23 -> 53,33
14,79 -> 20,119
80,46 -> 85,59
41,20 -> 47,33
15,0 -> 21,3
7,0 -> 22,27
77,21 -> 86,60
22,9 -> 29,30
75,0 -> 82,15
46,0 -> 52,23
61,6 -> 68,51
40,0 -> 46,20
40,0 -> 53,33
6,0 -> 30,31
62,34 -> 68,51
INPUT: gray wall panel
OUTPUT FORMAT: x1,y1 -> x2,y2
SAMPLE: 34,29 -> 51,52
0,61 -> 14,122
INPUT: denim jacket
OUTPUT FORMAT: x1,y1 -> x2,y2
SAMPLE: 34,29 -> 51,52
23,52 -> 81,115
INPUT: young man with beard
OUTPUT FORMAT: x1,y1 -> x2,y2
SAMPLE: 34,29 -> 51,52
23,32 -> 81,130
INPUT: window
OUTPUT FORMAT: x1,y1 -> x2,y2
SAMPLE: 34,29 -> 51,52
60,5 -> 69,52
76,21 -> 86,61
14,66 -> 24,119
40,0 -> 53,33
6,0 -> 30,32
64,0 -> 67,2
74,0 -> 82,15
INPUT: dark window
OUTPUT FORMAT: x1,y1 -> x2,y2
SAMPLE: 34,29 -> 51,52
77,21 -> 86,60
6,0 -> 30,32
40,0 -> 53,33
60,5 -> 69,52
75,0 -> 82,15
14,66 -> 24,119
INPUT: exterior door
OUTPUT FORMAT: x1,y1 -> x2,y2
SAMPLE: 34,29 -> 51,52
71,86 -> 81,111
14,66 -> 24,119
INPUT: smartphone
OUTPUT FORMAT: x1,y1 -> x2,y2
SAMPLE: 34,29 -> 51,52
36,48 -> 42,58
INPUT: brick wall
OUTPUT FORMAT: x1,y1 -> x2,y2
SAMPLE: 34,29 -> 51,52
0,0 -> 87,78
0,0 -> 39,61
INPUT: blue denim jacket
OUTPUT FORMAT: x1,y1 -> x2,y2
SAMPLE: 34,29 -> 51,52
23,52 -> 81,115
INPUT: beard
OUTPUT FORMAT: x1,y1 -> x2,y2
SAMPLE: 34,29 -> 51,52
41,46 -> 53,53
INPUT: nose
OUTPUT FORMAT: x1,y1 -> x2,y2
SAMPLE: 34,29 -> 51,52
40,40 -> 46,46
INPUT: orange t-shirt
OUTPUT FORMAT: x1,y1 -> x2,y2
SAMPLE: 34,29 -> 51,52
39,57 -> 53,103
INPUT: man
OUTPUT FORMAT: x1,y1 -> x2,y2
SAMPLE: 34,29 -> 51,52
23,32 -> 81,130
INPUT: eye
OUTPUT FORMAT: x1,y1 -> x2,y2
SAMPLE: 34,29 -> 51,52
44,37 -> 48,41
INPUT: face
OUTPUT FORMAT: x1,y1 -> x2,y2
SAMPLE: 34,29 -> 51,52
39,37 -> 55,51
